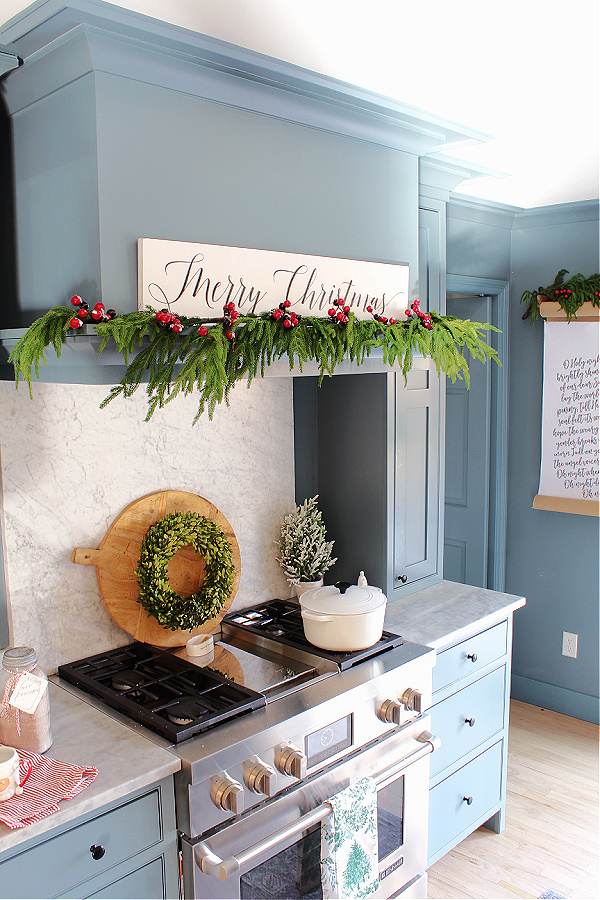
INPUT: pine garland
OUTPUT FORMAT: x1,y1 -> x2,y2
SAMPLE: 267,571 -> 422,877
276,496 -> 336,584
8,305 -> 500,422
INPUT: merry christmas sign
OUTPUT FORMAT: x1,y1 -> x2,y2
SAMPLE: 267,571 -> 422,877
138,239 -> 410,320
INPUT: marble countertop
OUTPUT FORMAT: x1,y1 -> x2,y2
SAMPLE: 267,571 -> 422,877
0,682 -> 180,857
384,580 -> 526,649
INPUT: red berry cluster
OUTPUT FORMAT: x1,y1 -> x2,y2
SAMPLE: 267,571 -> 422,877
404,299 -> 432,330
69,295 -> 116,329
327,298 -> 351,324
155,308 -> 183,333
221,302 -> 240,341
272,299 -> 301,329
365,304 -> 396,326
554,288 -> 573,298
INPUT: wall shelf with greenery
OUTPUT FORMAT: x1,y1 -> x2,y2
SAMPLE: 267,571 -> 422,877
521,270 -> 600,324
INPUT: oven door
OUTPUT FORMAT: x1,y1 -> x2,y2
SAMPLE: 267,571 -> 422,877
181,717 -> 439,900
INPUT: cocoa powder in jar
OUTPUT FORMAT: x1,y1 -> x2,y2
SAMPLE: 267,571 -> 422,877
0,647 -> 53,753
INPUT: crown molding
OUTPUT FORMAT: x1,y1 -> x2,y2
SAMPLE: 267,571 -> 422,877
1,0 -> 491,156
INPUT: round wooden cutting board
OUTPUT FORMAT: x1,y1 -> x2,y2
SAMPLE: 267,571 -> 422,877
72,491 -> 241,646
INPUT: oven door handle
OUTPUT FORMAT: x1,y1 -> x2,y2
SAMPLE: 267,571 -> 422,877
377,729 -> 441,790
194,729 -> 440,881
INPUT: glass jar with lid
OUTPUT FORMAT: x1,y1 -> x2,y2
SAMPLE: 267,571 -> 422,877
0,647 -> 52,753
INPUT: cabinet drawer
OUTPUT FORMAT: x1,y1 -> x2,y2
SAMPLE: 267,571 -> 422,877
428,741 -> 502,861
429,666 -> 506,778
0,788 -> 162,898
83,857 -> 166,899
433,621 -> 507,693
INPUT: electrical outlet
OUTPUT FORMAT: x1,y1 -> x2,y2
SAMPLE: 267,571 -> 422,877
562,632 -> 578,658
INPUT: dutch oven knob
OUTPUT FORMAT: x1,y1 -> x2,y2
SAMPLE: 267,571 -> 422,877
334,581 -> 352,594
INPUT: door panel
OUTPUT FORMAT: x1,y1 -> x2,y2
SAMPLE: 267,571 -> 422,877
443,295 -> 491,587
395,363 -> 439,588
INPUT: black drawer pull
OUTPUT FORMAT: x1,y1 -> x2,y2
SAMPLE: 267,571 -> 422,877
397,575 -> 408,583
466,652 -> 478,662
465,717 -> 476,727
463,796 -> 473,806
90,844 -> 106,861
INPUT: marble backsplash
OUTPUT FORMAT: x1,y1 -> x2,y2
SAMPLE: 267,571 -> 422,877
0,378 -> 294,673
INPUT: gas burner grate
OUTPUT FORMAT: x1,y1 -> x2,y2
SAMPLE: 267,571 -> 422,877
224,599 -> 403,670
58,643 -> 266,743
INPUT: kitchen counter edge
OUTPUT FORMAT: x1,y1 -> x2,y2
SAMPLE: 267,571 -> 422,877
384,580 -> 526,649
0,681 -> 180,856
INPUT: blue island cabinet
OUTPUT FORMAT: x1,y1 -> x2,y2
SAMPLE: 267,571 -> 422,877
0,776 -> 178,899
427,614 -> 514,866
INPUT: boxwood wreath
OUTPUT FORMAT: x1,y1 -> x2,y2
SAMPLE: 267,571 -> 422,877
9,296 -> 500,423
135,511 -> 235,631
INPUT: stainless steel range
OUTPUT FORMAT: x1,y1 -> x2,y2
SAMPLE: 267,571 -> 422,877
58,598 -> 438,900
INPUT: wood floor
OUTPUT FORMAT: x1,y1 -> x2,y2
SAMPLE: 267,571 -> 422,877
427,700 -> 599,900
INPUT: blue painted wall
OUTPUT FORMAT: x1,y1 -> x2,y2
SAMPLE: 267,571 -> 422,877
508,203 -> 599,723
447,199 -> 513,282
448,198 -> 599,722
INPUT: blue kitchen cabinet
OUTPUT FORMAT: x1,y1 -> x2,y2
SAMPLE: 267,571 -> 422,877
427,615 -> 515,865
314,363 -> 442,598
307,203 -> 444,597
0,777 -> 178,899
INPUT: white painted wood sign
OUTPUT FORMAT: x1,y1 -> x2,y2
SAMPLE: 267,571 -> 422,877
534,321 -> 599,516
138,238 -> 409,320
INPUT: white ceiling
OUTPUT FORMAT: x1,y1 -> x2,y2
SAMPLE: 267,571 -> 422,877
2,0 -> 599,209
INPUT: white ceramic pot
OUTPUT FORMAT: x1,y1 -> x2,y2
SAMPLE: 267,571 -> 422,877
293,579 -> 324,599
299,581 -> 387,651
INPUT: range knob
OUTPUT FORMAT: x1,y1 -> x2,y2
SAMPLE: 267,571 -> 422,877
401,687 -> 423,713
210,774 -> 244,815
276,744 -> 307,779
378,698 -> 402,725
244,757 -> 275,796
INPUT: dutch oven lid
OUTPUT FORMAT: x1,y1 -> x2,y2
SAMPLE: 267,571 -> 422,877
299,580 -> 386,615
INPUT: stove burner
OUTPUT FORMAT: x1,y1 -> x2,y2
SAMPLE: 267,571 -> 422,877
223,599 -> 403,670
112,670 -> 146,692
58,643 -> 266,743
167,699 -> 208,725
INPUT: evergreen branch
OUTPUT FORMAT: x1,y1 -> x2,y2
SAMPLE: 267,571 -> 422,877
9,304 -> 500,423
8,306 -> 73,396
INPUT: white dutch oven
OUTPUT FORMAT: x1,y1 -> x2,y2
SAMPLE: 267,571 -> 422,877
299,581 -> 387,651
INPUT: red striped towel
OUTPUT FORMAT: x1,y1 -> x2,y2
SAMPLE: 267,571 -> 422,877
0,749 -> 98,829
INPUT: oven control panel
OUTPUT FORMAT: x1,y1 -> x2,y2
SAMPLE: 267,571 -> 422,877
182,641 -> 435,837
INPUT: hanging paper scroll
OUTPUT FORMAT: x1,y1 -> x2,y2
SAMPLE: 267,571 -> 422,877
534,320 -> 599,516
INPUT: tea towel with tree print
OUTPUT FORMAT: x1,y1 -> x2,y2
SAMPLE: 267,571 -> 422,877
321,777 -> 380,899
